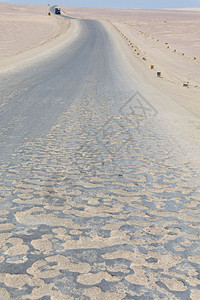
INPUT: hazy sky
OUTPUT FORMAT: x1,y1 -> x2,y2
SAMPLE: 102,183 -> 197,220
1,0 -> 200,9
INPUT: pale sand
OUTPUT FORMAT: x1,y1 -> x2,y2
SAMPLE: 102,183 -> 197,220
0,3 -> 56,57
178,8 -> 200,11
0,14 -> 58,57
0,3 -> 78,72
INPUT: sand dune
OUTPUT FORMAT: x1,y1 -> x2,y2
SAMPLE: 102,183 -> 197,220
0,15 -> 59,57
0,3 -> 72,70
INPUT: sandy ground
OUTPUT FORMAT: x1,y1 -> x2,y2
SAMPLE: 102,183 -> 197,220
63,6 -> 200,82
0,14 -> 58,57
0,5 -> 200,298
0,3 -> 74,71
0,17 -> 200,297
62,6 -> 200,160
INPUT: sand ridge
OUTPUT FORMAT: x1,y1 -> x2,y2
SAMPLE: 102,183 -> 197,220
0,2 -> 55,57
0,3 -> 77,73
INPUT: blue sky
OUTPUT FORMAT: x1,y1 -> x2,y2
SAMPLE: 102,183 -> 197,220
1,0 -> 200,9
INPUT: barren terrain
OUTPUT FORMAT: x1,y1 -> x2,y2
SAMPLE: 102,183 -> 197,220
63,6 -> 200,157
0,3 -> 200,299
0,3 -> 72,71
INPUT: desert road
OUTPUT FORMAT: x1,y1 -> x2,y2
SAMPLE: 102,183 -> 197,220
0,16 -> 200,300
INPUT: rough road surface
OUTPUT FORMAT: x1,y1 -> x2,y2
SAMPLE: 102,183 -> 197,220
0,17 -> 200,300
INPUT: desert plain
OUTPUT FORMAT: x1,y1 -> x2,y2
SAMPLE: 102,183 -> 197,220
1,2 -> 200,156
0,2 -> 200,300
62,5 -> 200,150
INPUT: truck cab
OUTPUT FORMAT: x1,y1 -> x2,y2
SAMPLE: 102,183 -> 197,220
55,8 -> 61,15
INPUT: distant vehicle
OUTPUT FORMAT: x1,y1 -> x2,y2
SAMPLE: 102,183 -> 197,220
55,8 -> 61,15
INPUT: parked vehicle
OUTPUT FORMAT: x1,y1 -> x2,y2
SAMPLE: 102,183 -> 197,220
55,8 -> 61,15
